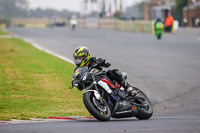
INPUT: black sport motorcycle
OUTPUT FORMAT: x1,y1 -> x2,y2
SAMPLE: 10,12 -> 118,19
70,64 -> 153,121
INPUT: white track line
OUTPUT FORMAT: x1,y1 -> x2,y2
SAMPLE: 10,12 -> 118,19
13,34 -> 74,64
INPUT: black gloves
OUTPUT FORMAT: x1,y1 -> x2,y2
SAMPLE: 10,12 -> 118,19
97,58 -> 105,65
71,79 -> 83,91
88,57 -> 111,70
104,60 -> 111,68
96,58 -> 111,68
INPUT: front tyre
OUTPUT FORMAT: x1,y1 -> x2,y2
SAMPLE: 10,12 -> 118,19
157,34 -> 162,39
134,88 -> 153,120
83,91 -> 111,121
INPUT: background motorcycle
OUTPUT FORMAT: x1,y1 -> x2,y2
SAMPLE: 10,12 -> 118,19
71,24 -> 76,30
155,22 -> 164,40
70,65 -> 153,121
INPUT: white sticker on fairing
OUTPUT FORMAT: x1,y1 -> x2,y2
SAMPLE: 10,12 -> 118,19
84,90 -> 101,99
94,91 -> 101,99
98,80 -> 112,94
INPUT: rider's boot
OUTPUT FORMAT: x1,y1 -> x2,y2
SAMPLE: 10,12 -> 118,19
107,69 -> 137,96
121,80 -> 137,96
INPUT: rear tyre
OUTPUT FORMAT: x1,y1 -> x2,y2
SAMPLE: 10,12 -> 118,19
83,91 -> 111,121
133,88 -> 153,120
157,34 -> 162,39
72,25 -> 75,30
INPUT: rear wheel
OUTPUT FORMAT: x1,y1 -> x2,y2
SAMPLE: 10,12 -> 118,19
83,91 -> 111,121
157,34 -> 162,39
133,88 -> 153,120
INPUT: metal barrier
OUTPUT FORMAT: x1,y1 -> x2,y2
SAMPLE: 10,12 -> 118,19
0,23 -> 6,29
115,20 -> 154,33
10,18 -> 156,34
76,19 -> 155,33
11,18 -> 67,28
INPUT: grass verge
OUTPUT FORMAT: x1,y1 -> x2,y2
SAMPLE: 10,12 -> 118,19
0,37 -> 90,121
0,30 -> 9,35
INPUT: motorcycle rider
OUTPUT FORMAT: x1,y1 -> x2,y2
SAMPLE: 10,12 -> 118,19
72,46 -> 137,96
70,15 -> 77,30
154,18 -> 164,29
154,18 -> 164,39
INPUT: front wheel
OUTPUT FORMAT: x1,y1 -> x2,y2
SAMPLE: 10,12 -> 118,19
71,25 -> 76,30
157,33 -> 162,39
133,88 -> 153,120
83,91 -> 111,121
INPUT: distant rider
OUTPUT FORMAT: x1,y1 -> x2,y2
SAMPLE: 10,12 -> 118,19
154,18 -> 164,29
154,18 -> 164,39
70,15 -> 78,30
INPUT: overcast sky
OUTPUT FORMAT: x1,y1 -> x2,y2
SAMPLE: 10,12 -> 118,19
27,0 -> 144,12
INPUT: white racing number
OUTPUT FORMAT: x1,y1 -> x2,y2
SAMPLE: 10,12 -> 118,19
82,73 -> 88,81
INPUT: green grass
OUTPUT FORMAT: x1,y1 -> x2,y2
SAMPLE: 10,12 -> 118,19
0,38 -> 90,121
0,30 -> 9,35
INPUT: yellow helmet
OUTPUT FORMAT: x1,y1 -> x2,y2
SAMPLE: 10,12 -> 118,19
73,46 -> 91,67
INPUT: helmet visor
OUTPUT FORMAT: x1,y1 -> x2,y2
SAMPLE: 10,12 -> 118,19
74,56 -> 84,65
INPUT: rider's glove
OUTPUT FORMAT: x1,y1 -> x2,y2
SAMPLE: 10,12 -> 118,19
72,79 -> 79,87
104,60 -> 111,68
97,58 -> 105,65
97,58 -> 111,68
72,79 -> 83,91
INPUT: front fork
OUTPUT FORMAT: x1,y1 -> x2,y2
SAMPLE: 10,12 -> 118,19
85,74 -> 119,107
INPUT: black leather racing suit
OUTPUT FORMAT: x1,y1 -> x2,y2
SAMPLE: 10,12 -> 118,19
73,57 -> 130,90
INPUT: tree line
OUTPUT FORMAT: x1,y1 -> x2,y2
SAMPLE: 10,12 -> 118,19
0,0 -> 78,25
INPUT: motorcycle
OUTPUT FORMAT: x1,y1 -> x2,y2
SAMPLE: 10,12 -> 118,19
155,22 -> 164,40
71,24 -> 76,31
70,64 -> 153,121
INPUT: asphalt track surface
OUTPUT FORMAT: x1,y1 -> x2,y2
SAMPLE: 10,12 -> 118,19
1,27 -> 200,133
1,113 -> 200,133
